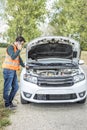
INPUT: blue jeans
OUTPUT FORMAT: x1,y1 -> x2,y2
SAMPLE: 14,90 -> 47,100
3,69 -> 19,107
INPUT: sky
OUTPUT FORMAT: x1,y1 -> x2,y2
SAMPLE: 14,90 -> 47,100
46,0 -> 55,10
0,19 -> 8,33
0,1 -> 8,42
0,1 -> 8,34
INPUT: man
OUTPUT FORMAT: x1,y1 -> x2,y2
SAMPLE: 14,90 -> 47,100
2,36 -> 26,109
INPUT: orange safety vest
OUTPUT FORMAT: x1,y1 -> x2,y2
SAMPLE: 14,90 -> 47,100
2,45 -> 20,70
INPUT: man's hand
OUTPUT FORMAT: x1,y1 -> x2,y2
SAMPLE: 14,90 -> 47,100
26,65 -> 29,69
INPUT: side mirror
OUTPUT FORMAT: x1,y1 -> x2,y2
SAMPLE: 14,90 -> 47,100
79,60 -> 84,65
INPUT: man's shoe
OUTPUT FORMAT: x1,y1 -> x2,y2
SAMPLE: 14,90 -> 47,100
5,105 -> 16,110
10,103 -> 17,107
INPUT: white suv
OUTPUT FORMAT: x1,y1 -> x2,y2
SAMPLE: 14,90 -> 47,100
20,36 -> 87,104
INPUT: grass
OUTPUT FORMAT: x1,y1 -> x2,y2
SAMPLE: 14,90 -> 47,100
81,51 -> 87,65
0,47 -> 87,129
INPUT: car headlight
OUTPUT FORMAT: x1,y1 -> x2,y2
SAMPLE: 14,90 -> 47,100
23,74 -> 37,84
73,73 -> 85,83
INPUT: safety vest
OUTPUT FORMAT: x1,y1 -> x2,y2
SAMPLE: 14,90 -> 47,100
2,45 -> 20,70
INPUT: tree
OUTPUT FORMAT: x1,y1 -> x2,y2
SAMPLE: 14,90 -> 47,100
4,0 -> 47,42
49,0 -> 87,50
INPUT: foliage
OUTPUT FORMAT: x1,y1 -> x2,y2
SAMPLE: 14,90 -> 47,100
0,43 -> 9,48
4,0 -> 47,42
0,108 -> 11,128
49,0 -> 87,50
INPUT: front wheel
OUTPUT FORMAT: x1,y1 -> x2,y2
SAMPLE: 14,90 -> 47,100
20,95 -> 29,104
77,98 -> 86,104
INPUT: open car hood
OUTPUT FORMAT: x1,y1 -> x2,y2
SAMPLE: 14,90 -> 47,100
26,36 -> 80,63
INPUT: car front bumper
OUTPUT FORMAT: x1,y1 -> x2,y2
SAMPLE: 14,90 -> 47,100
20,79 -> 87,103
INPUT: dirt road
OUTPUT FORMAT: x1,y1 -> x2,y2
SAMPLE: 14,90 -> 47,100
5,65 -> 87,130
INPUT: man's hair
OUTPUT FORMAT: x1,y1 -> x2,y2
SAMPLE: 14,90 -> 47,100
16,36 -> 26,43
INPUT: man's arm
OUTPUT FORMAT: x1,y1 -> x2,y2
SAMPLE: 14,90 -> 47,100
7,45 -> 21,60
19,56 -> 25,67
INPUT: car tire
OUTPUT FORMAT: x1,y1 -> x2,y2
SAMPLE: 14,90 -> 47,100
77,97 -> 86,104
21,95 -> 28,104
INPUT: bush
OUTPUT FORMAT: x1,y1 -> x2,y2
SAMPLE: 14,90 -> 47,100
0,43 -> 27,48
0,43 -> 9,48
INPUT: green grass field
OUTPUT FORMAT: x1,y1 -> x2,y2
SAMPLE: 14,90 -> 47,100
0,47 -> 87,129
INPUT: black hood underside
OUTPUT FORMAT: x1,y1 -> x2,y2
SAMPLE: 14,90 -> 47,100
28,42 -> 73,60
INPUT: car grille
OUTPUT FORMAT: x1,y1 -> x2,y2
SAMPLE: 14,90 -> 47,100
37,76 -> 74,87
34,93 -> 77,100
